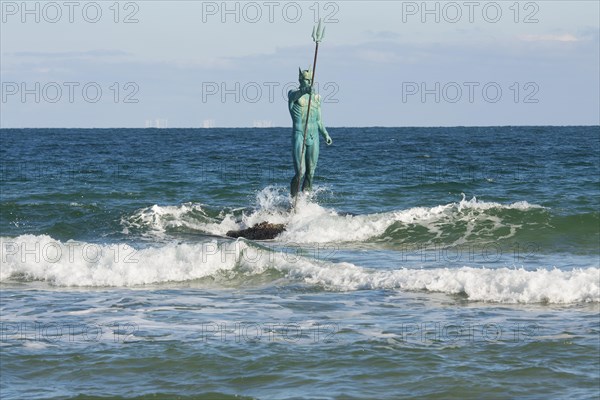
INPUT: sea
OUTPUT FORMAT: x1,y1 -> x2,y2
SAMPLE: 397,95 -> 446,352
1,126 -> 599,399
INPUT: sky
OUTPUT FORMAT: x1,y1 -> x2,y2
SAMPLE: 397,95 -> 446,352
1,0 -> 599,127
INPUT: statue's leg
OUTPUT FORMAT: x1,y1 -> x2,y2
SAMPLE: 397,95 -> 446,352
302,143 -> 319,192
290,138 -> 305,197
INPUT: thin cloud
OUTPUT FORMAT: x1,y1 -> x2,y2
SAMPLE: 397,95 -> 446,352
519,34 -> 579,42
356,49 -> 401,64
364,30 -> 401,40
10,50 -> 132,58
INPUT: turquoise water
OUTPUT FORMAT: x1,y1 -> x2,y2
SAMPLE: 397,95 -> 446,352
1,127 -> 599,399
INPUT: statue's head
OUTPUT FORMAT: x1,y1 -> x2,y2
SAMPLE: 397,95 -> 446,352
298,68 -> 312,88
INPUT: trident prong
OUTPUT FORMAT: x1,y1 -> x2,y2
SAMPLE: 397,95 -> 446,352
312,18 -> 325,43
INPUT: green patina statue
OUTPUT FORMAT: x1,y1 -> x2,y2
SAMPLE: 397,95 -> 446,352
226,22 -> 328,239
288,68 -> 332,197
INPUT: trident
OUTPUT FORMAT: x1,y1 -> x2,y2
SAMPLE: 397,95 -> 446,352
294,19 -> 326,209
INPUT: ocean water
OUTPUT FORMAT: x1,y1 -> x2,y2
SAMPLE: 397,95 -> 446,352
1,126 -> 599,399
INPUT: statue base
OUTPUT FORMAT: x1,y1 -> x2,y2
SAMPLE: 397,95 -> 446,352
226,221 -> 286,240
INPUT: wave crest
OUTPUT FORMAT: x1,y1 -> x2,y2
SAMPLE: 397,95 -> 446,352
121,188 -> 548,246
1,235 -> 598,304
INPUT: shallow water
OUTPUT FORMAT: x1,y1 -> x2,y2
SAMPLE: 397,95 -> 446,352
1,127 -> 599,398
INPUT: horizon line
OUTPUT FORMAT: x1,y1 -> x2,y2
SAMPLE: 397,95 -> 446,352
1,124 -> 599,129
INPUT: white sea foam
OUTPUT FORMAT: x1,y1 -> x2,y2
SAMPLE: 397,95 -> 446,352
1,235 -> 598,304
122,188 -> 545,244
280,262 -> 600,304
122,202 -> 217,235
0,235 -> 242,286
281,193 -> 543,244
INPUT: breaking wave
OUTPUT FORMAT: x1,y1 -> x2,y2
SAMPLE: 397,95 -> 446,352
121,187 -> 569,248
1,234 -> 598,304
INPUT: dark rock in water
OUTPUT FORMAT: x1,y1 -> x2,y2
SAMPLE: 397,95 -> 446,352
226,222 -> 286,240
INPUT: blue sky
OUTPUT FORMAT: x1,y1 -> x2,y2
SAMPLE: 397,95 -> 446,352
1,0 -> 599,127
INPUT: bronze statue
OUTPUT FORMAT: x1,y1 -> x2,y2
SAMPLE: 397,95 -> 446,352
288,68 -> 332,197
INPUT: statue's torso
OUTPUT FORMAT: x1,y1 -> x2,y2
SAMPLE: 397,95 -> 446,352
289,93 -> 321,146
